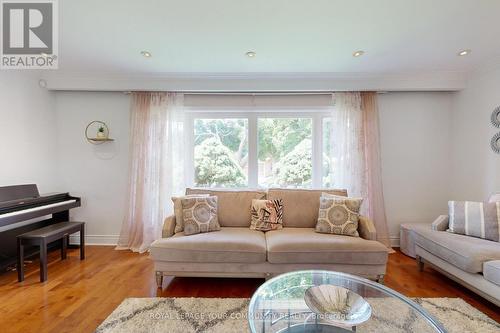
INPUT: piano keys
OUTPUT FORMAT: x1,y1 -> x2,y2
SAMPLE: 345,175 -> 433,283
0,184 -> 81,271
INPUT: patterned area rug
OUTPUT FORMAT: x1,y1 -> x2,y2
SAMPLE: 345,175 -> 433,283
96,297 -> 499,333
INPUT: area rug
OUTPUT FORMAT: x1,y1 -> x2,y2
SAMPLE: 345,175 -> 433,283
96,297 -> 499,333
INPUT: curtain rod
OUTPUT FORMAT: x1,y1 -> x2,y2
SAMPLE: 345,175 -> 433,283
123,91 -> 333,95
123,91 -> 386,95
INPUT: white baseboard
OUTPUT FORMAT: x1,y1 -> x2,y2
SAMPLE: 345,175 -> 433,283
69,234 -> 119,246
390,237 -> 400,248
70,234 -> 401,248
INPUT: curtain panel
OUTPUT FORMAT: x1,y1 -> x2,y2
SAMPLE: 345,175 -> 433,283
330,92 -> 391,247
117,92 -> 185,253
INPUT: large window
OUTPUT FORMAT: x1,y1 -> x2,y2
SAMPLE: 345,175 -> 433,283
194,119 -> 248,187
187,111 -> 331,189
258,118 -> 312,188
322,117 -> 333,187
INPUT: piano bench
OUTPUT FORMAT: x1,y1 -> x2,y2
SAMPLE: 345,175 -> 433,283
17,221 -> 85,283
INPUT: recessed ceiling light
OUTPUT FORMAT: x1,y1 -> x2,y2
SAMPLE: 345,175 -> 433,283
38,79 -> 47,88
141,51 -> 152,58
246,51 -> 256,58
458,49 -> 471,56
353,50 -> 365,57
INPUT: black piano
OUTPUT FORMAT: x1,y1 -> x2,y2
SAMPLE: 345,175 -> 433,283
0,184 -> 81,271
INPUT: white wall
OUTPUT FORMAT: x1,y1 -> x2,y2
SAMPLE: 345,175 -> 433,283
50,91 -> 455,245
378,92 -> 453,242
0,73 -> 57,192
54,92 -> 130,243
449,65 -> 500,201
1,72 -> 495,246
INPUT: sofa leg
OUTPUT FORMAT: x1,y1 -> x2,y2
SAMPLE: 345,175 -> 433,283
155,271 -> 163,289
376,274 -> 385,284
416,255 -> 424,272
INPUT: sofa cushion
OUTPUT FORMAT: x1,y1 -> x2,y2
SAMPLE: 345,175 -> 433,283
315,196 -> 362,237
250,199 -> 283,231
267,188 -> 348,228
181,196 -> 220,236
484,261 -> 500,286
265,228 -> 388,264
172,194 -> 209,233
413,227 -> 500,273
150,227 -> 267,263
186,188 -> 266,227
448,201 -> 500,242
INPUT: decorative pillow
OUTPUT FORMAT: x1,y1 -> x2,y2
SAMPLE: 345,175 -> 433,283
315,196 -> 363,237
250,199 -> 284,231
172,194 -> 209,233
181,196 -> 221,236
321,192 -> 363,201
448,201 -> 500,242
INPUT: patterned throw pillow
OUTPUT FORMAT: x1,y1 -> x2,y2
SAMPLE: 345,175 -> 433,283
172,194 -> 209,233
448,201 -> 500,242
250,199 -> 283,231
181,196 -> 221,236
315,196 -> 362,237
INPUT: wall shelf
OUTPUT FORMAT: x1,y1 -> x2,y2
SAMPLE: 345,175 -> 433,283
88,138 -> 114,143
85,121 -> 114,145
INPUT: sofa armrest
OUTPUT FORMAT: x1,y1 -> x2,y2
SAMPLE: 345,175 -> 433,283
358,216 -> 377,240
431,215 -> 449,231
162,215 -> 176,238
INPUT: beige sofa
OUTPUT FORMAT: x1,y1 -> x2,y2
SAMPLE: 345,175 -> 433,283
150,188 -> 389,288
413,216 -> 500,306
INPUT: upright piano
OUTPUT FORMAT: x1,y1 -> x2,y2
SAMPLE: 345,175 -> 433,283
0,184 -> 81,271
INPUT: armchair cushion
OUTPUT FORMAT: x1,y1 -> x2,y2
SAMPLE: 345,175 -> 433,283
484,261 -> 500,286
414,227 -> 500,273
431,215 -> 449,231
448,201 -> 500,242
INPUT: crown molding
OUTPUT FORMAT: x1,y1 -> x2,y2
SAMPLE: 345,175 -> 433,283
40,70 -> 466,92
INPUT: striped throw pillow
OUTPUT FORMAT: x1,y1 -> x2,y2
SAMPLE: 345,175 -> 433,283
448,201 -> 500,242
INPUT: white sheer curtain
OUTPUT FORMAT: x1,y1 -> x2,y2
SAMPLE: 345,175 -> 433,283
330,92 -> 391,247
330,93 -> 366,199
117,92 -> 185,253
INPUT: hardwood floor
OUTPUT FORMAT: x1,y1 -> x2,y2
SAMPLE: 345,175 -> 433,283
0,246 -> 498,332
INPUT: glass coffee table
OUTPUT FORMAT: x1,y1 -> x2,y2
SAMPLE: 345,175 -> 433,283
248,270 -> 447,333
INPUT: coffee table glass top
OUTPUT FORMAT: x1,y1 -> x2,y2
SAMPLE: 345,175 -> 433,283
248,270 -> 446,333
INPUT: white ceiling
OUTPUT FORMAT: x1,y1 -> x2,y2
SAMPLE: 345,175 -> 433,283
58,0 -> 499,75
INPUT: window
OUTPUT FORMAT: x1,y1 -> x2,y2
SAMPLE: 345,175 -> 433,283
323,117 -> 332,187
193,118 -> 248,187
187,110 -> 332,189
258,118 -> 312,188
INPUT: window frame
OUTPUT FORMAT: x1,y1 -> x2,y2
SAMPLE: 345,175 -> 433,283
185,107 -> 331,189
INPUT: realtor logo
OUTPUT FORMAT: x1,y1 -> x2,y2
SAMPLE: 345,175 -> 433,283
1,0 -> 58,69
